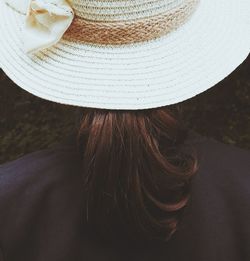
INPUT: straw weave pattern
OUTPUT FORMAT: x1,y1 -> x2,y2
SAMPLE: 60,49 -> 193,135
65,0 -> 198,45
1,0 -> 250,110
72,0 -> 187,21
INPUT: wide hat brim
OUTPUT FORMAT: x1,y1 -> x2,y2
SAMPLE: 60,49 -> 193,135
0,0 -> 249,110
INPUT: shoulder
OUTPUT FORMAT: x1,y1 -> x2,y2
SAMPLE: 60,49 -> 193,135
199,134 -> 250,207
187,131 -> 250,230
0,139 -> 82,240
187,130 -> 250,177
0,141 -> 82,195
188,130 -> 250,196
173,131 -> 250,256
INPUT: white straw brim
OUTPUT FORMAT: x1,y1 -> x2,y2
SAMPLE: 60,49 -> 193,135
0,0 -> 249,110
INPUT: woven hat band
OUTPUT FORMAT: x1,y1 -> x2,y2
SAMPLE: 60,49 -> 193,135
64,0 -> 199,45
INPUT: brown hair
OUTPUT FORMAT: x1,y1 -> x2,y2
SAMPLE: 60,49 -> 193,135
76,105 -> 198,246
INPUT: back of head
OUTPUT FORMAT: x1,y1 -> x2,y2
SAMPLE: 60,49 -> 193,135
76,105 -> 198,247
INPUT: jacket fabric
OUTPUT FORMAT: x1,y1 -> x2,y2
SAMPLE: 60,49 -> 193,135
0,130 -> 250,261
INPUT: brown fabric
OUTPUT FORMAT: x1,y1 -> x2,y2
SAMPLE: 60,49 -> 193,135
63,0 -> 199,45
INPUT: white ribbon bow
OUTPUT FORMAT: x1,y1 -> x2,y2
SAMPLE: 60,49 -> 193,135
5,0 -> 74,54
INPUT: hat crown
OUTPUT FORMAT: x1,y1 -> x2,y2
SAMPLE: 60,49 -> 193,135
71,0 -> 188,22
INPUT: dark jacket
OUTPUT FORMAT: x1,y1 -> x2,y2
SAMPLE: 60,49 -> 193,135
0,130 -> 250,261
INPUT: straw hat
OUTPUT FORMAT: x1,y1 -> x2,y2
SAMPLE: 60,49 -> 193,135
0,0 -> 249,110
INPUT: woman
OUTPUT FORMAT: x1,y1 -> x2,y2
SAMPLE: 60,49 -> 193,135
0,0 -> 249,260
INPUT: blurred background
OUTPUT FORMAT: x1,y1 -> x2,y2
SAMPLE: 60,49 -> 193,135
0,55 -> 249,164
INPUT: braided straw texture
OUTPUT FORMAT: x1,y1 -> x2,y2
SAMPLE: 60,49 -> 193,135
65,0 -> 198,45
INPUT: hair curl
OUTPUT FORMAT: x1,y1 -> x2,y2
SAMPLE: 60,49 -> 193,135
76,105 -> 198,247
